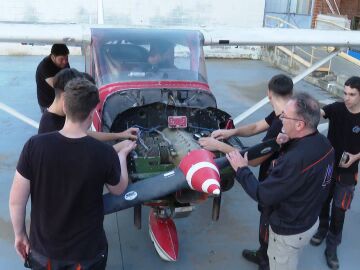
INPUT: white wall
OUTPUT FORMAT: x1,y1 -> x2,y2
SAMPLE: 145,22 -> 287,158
0,0 -> 265,27
0,0 -> 97,23
0,0 -> 265,58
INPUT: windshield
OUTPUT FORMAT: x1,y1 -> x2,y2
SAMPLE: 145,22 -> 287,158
91,28 -> 208,86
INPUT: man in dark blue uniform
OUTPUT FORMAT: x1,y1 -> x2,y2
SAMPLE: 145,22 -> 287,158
310,76 -> 360,270
199,74 -> 293,269
227,92 -> 334,270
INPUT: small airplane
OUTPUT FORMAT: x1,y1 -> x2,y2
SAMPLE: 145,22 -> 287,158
1,22 -> 360,261
75,27 -> 281,261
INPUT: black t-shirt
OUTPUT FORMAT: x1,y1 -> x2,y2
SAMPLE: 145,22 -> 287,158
38,110 -> 66,134
323,102 -> 360,174
35,56 -> 69,108
258,111 -> 282,181
16,132 -> 120,261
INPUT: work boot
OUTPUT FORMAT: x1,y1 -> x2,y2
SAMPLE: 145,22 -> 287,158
242,249 -> 261,265
310,230 -> 327,246
325,249 -> 339,270
258,262 -> 270,270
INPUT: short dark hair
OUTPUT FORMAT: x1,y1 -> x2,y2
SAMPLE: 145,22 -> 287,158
291,92 -> 320,130
51,44 -> 69,56
82,72 -> 96,84
53,68 -> 82,96
344,76 -> 360,93
268,74 -> 293,97
149,41 -> 173,56
64,78 -> 100,122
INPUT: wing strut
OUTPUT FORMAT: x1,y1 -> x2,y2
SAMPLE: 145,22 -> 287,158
232,49 -> 341,127
97,0 -> 104,24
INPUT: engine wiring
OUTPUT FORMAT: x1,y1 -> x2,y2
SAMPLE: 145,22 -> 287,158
132,125 -> 165,151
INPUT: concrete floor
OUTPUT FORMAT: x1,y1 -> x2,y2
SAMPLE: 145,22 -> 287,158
0,56 -> 359,269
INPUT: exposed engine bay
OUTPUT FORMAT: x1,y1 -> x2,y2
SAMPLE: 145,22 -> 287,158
103,89 -> 244,214
110,102 -> 243,181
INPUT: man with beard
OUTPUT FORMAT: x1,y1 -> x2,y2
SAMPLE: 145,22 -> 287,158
35,44 -> 70,112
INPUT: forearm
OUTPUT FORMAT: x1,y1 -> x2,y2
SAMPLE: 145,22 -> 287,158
118,154 -> 129,193
216,141 -> 236,154
9,173 -> 30,237
87,130 -> 118,142
9,202 -> 27,237
234,124 -> 259,137
248,153 -> 271,167
235,166 -> 259,202
320,109 -> 325,117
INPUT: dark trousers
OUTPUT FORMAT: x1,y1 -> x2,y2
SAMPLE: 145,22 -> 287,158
258,206 -> 272,266
318,175 -> 355,253
29,247 -> 108,270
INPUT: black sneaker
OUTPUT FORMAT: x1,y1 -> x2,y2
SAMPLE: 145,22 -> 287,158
310,230 -> 327,246
325,249 -> 339,270
258,262 -> 270,270
242,249 -> 261,265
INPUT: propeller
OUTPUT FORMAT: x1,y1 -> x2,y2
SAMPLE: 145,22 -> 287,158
103,138 -> 279,214
214,138 -> 279,169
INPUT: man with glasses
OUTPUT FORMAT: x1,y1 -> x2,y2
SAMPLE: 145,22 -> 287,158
310,76 -> 360,270
199,74 -> 293,270
226,92 -> 334,270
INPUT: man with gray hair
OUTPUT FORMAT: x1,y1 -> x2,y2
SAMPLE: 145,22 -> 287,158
226,92 -> 334,270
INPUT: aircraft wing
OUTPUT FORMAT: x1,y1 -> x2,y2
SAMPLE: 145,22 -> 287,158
201,27 -> 360,47
0,23 -> 91,46
1,23 -> 360,47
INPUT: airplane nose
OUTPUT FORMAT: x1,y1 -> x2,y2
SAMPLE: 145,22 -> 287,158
179,149 -> 221,195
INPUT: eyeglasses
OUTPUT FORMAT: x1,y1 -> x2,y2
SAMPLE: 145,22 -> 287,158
279,113 -> 306,125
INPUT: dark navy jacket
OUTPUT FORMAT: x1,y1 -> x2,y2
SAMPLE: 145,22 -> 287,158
236,132 -> 334,235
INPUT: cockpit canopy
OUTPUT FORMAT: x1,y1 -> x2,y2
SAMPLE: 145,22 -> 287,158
91,28 -> 208,86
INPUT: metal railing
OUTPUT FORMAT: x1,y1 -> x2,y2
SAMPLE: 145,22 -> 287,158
264,14 -> 360,73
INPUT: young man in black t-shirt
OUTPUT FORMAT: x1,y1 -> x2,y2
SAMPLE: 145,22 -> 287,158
9,78 -> 136,269
310,76 -> 360,269
38,68 -> 81,133
35,44 -> 70,113
199,74 -> 293,269
39,68 -> 139,143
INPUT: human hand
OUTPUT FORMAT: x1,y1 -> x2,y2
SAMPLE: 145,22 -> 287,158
211,129 -> 232,140
118,140 -> 137,157
339,152 -> 355,168
14,233 -> 30,261
119,127 -> 139,140
198,137 -> 221,151
226,151 -> 248,171
113,140 -> 136,154
276,132 -> 289,145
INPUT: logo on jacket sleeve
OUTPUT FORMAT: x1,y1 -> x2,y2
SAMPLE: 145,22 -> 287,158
322,164 -> 333,187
